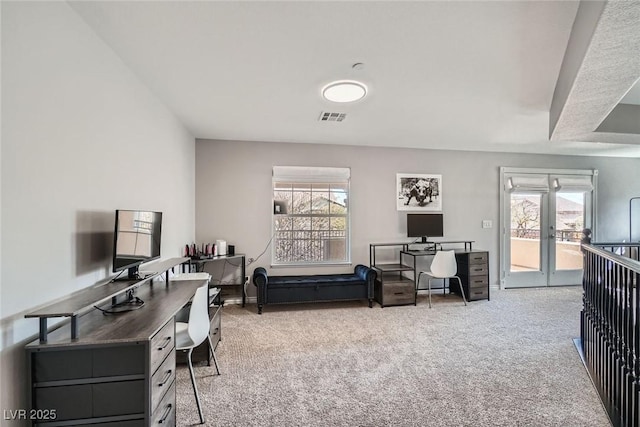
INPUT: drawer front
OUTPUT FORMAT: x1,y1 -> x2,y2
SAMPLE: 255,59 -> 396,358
468,276 -> 489,289
150,320 -> 175,375
151,350 -> 176,413
467,288 -> 489,301
151,380 -> 176,427
383,282 -> 415,306
36,381 -> 145,422
467,252 -> 488,264
32,345 -> 145,383
93,380 -> 145,417
35,384 -> 92,421
93,345 -> 145,377
467,264 -> 489,276
32,350 -> 93,382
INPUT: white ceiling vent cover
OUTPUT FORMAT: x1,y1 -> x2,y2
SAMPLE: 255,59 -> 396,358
319,112 -> 347,122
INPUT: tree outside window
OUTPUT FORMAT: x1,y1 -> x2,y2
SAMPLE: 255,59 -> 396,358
272,170 -> 350,265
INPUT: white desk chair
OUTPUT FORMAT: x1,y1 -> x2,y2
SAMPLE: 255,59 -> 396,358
176,282 -> 220,424
417,250 -> 468,308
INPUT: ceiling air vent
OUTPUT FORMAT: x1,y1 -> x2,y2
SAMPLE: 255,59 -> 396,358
318,111 -> 346,122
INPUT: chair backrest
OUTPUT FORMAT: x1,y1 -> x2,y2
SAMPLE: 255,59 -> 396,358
430,250 -> 458,278
187,284 -> 211,347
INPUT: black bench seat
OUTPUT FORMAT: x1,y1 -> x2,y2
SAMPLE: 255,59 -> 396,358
252,265 -> 377,314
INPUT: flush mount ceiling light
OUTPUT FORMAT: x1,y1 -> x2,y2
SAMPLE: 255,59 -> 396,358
322,80 -> 368,103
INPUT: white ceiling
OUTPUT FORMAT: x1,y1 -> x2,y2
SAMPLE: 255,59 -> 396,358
69,1 -> 640,157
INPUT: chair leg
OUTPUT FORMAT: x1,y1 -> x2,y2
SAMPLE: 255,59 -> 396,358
187,348 -> 205,424
207,335 -> 221,375
427,278 -> 432,309
455,276 -> 468,306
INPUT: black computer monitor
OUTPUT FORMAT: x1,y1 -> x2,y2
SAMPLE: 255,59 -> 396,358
112,209 -> 162,279
407,213 -> 443,243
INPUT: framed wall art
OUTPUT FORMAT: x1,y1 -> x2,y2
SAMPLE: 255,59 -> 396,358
396,173 -> 442,211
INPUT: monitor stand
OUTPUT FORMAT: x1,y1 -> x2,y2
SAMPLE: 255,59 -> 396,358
128,265 -> 140,279
113,265 -> 148,282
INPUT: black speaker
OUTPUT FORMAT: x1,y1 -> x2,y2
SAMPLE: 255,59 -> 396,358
228,245 -> 235,255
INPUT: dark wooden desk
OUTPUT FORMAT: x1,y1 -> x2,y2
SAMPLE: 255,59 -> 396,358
369,242 -> 483,307
25,262 -> 206,426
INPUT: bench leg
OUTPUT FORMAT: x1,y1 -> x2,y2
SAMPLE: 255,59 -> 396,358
258,304 -> 263,315
368,298 -> 373,308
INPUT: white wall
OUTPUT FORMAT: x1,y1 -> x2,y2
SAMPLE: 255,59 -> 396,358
195,139 -> 640,293
1,2 -> 196,415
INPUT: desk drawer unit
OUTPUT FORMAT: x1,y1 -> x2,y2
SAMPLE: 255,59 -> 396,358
453,251 -> 490,301
27,321 -> 178,426
24,261 -> 199,427
374,275 -> 415,307
149,319 -> 176,425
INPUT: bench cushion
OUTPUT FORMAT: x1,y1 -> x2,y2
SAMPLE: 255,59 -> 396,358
267,274 -> 364,287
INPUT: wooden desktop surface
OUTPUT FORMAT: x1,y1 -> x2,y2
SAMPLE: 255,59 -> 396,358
26,277 -> 205,349
25,257 -> 189,318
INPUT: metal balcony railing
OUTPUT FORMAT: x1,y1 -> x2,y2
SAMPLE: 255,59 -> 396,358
581,242 -> 640,427
510,228 -> 582,242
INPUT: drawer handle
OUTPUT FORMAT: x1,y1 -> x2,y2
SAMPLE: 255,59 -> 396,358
157,336 -> 172,351
393,292 -> 404,295
159,404 -> 173,424
158,369 -> 173,387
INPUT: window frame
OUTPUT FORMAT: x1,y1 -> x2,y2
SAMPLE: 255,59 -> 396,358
271,167 -> 351,267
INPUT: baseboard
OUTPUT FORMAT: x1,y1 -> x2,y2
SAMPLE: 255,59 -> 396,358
573,337 -> 587,368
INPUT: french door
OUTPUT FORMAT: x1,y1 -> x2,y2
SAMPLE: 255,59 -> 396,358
500,168 -> 596,288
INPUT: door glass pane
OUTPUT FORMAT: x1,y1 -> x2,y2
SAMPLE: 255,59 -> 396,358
555,192 -> 585,270
510,193 -> 541,272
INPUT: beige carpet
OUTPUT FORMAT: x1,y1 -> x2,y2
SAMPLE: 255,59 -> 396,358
175,287 -> 611,427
